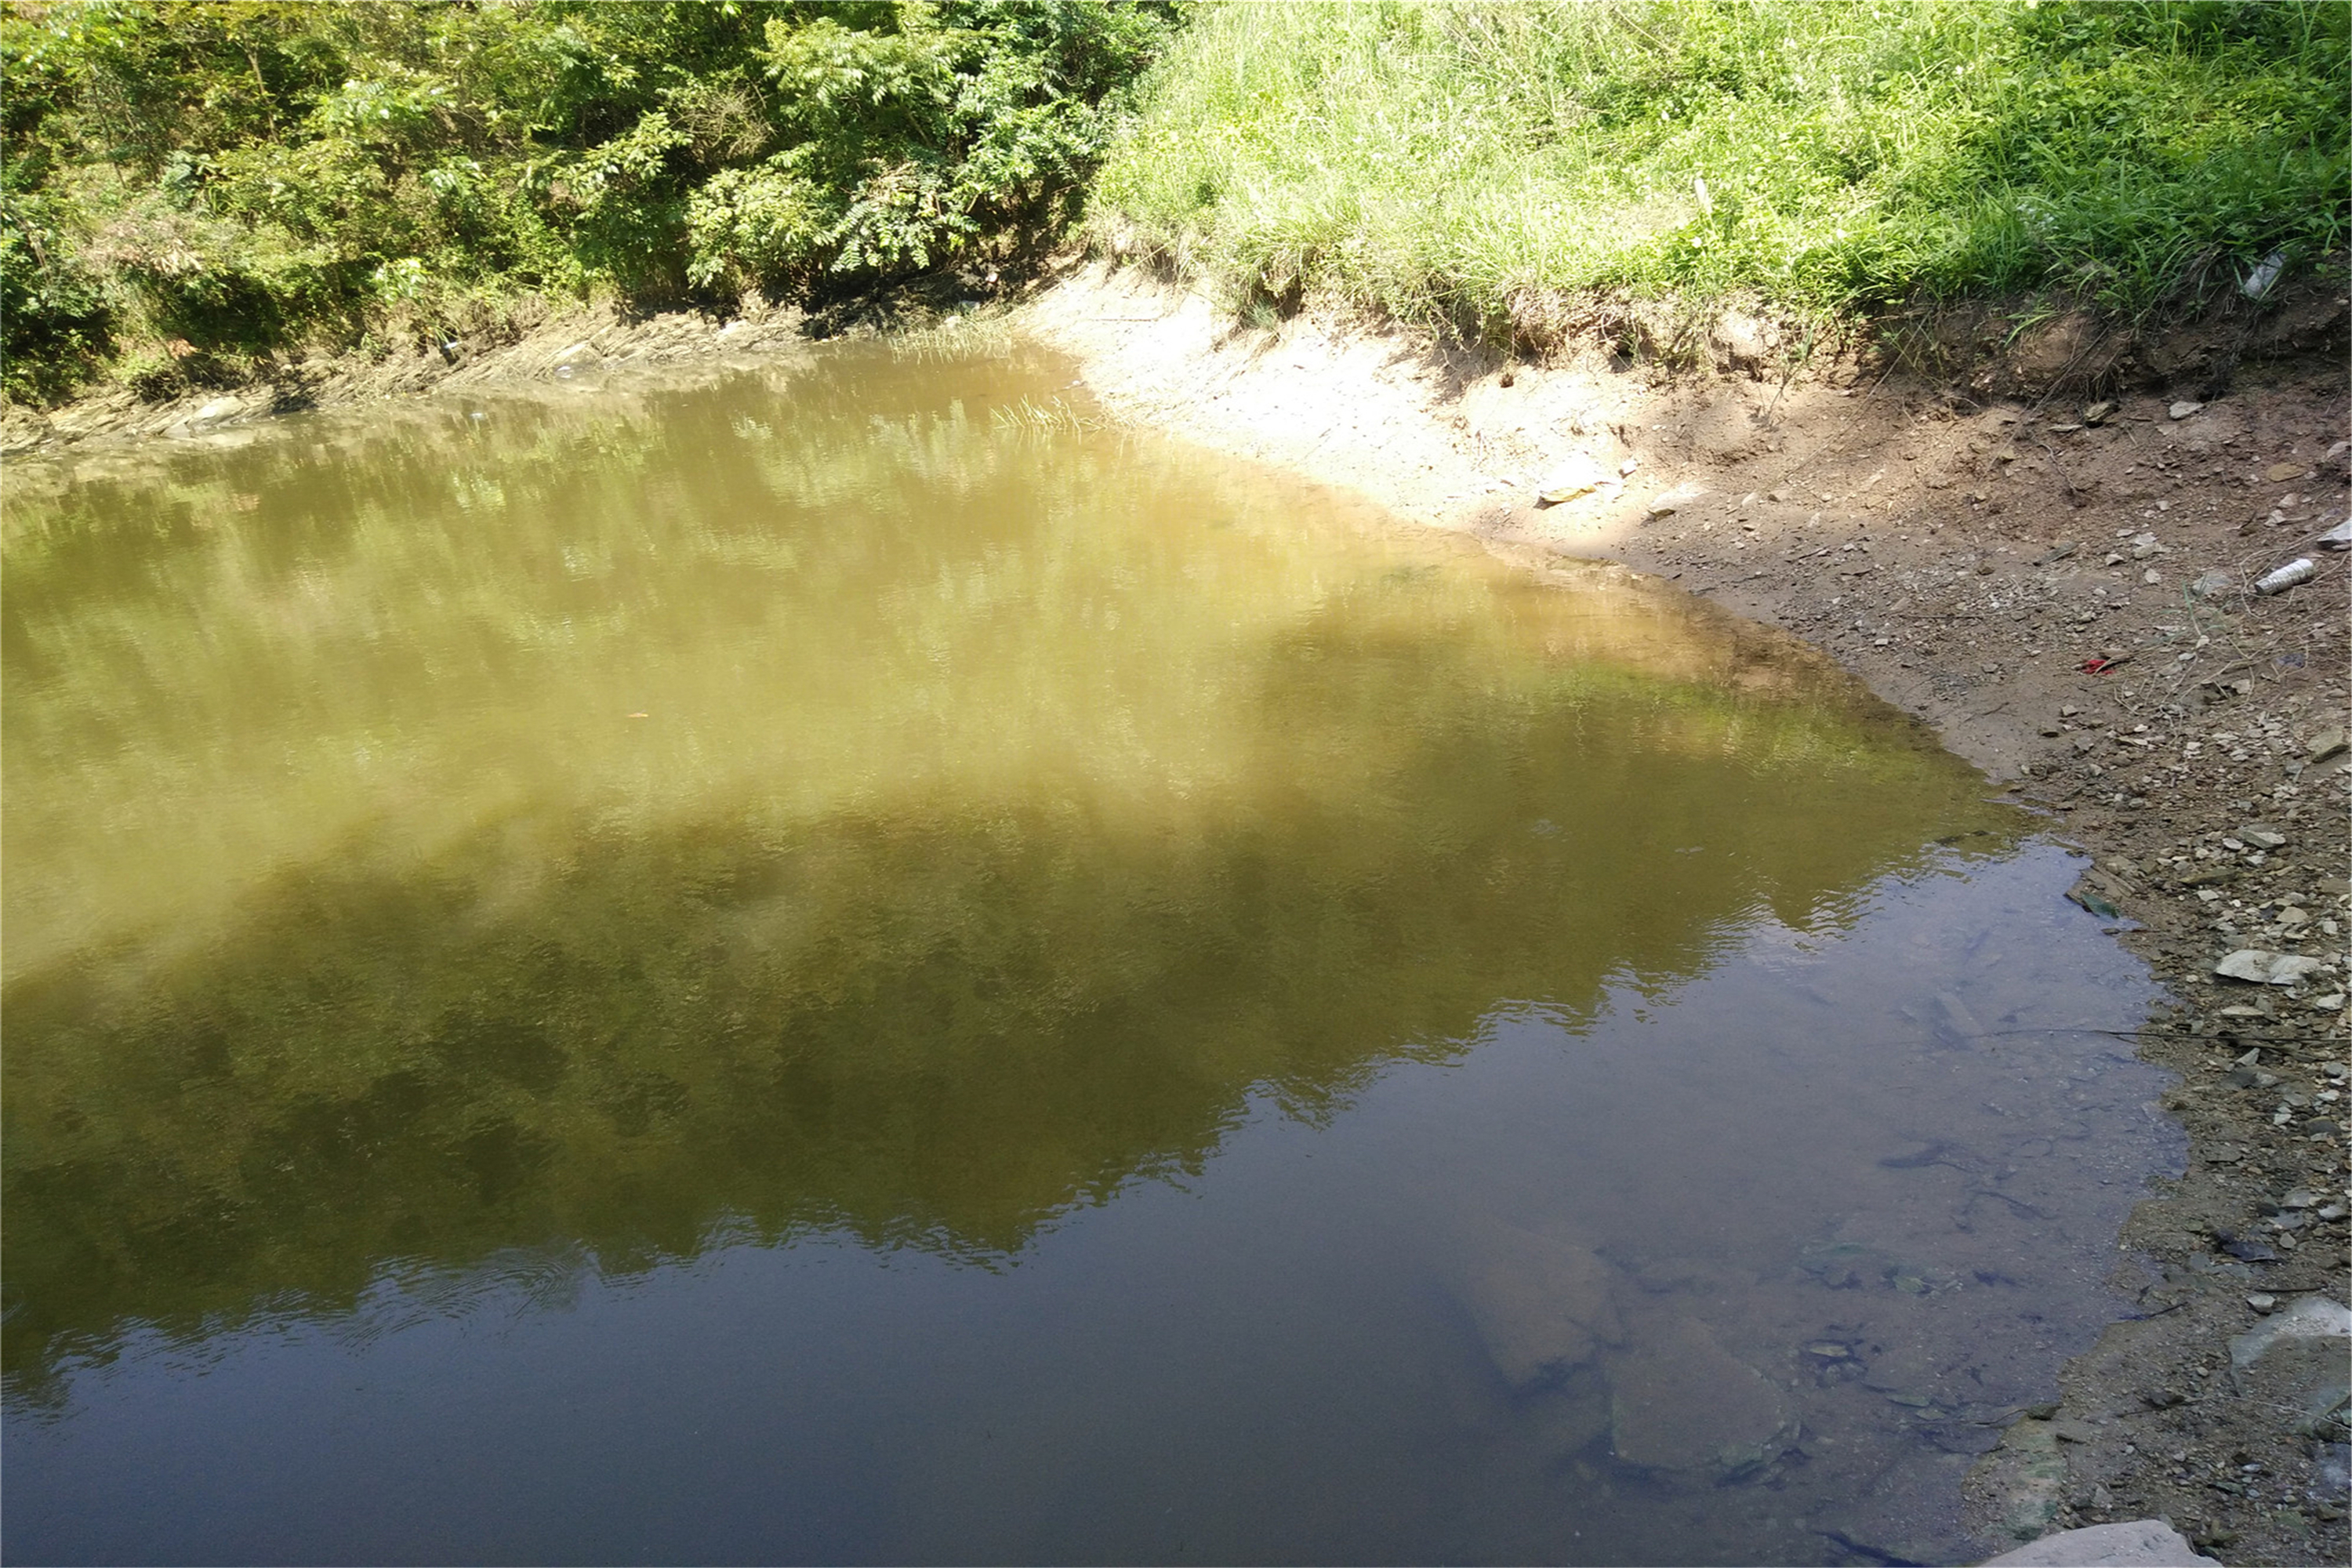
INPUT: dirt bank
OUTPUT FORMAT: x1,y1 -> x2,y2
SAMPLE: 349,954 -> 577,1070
0,296 -> 819,457
1015,261 -> 2350,1566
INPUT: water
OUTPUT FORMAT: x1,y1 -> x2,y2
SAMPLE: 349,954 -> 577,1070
2,343 -> 2179,1565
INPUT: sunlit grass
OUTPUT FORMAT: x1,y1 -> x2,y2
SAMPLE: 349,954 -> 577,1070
1090,0 -> 2349,340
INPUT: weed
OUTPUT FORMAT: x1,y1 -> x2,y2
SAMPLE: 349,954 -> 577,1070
1090,2 -> 2349,347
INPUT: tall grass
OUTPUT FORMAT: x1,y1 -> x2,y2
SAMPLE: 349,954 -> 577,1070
1090,1 -> 2349,342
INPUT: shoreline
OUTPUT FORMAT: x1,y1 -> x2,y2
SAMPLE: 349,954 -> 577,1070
5,260 -> 2344,1563
1014,261 -> 2350,1565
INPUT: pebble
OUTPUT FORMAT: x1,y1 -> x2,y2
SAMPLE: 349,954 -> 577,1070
2169,401 -> 2205,420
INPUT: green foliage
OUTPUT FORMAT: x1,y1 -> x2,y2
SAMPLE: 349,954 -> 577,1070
0,0 -> 1177,401
1090,0 -> 2350,343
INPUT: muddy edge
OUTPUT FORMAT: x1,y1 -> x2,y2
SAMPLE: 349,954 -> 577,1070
6,262 -> 2346,1563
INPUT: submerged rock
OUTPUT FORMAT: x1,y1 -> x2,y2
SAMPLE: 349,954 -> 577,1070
1453,1218 -> 1624,1386
1606,1313 -> 1793,1477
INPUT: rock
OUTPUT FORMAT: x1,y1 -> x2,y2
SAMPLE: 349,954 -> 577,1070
1523,1363 -> 1613,1455
1979,1419 -> 2067,1544
2319,517 -> 2352,550
1452,1218 -> 1624,1385
2228,1294 -> 2352,1436
2065,878 -> 2121,920
1645,482 -> 1708,518
2264,459 -> 2312,483
2167,401 -> 2203,420
1935,989 -> 1987,1042
1606,1313 -> 1792,1476
550,339 -> 599,368
2230,1294 -> 2351,1367
0,402 -> 53,455
2213,949 -> 2325,985
1979,1519 -> 2220,1566
2234,822 -> 2286,849
2254,557 -> 2315,595
2217,1230 -> 2281,1263
191,395 -> 243,423
2306,727 -> 2348,764
1536,452 -> 1609,506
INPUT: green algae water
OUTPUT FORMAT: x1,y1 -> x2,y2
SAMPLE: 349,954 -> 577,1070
3,345 -> 2176,1566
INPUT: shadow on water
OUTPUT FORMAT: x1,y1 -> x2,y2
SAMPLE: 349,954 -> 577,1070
2,604 -> 2011,1397
0,347 -> 2168,1564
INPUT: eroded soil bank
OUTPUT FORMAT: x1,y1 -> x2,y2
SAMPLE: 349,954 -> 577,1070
1011,262 -> 2351,1566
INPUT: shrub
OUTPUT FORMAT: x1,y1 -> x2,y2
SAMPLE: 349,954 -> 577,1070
0,0 -> 1178,401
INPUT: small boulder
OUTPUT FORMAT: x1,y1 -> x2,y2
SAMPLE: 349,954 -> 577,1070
1452,1218 -> 1624,1386
1607,1313 -> 1792,1476
1979,1519 -> 2220,1566
2229,1294 -> 2351,1436
1645,482 -> 1708,518
1536,452 -> 1610,506
2213,949 -> 2325,985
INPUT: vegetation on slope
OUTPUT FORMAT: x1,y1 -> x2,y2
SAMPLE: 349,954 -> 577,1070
0,0 -> 1177,401
1090,0 -> 2350,349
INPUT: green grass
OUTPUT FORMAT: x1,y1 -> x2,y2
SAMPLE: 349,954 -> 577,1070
1089,0 -> 2350,346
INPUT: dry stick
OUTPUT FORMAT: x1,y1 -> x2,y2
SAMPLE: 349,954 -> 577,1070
2032,428 -> 2089,505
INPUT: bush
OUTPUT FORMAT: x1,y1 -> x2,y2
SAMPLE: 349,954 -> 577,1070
0,0 -> 1178,401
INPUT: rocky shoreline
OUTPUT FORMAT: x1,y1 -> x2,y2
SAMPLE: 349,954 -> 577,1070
1011,262 -> 2349,1566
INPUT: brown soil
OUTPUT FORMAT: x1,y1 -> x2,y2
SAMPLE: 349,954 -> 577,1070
1014,261 -> 2350,1566
6,257 -> 2344,1565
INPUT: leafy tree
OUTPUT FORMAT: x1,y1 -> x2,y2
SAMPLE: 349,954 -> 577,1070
0,0 -> 1179,401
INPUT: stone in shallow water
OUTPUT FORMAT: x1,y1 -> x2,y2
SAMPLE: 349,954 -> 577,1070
1454,1218 -> 1624,1387
1606,1312 -> 1792,1475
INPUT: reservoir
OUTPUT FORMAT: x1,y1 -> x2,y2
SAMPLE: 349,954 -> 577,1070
2,342 -> 2178,1565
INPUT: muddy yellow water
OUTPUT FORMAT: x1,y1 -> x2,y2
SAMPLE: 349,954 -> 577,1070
3,345 -> 2176,1566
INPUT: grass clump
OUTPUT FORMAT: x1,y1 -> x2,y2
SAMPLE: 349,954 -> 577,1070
0,1 -> 1178,403
1090,1 -> 2350,347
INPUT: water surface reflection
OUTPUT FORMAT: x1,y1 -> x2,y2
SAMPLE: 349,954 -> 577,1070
2,347 -> 2174,1564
